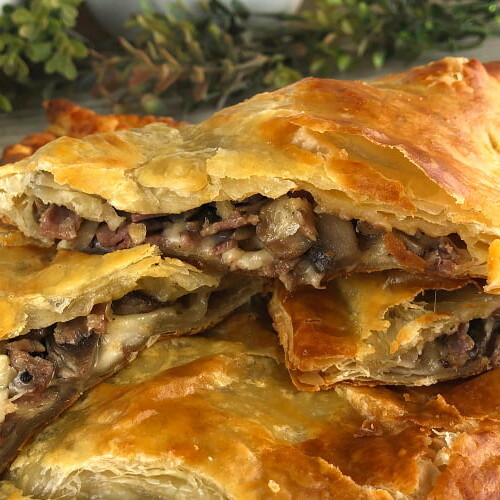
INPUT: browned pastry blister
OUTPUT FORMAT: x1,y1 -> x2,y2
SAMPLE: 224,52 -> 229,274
269,271 -> 500,388
1,99 -> 186,164
2,311 -> 500,499
0,58 -> 499,291
0,244 -> 261,473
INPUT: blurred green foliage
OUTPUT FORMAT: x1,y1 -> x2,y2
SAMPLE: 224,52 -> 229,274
0,0 -> 87,111
92,0 -> 500,113
1,0 -> 499,113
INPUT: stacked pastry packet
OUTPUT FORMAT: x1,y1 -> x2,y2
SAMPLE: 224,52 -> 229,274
1,58 -> 500,499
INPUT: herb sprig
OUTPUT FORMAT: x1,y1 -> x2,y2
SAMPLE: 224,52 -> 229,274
1,0 -> 499,113
92,0 -> 500,113
0,0 -> 87,111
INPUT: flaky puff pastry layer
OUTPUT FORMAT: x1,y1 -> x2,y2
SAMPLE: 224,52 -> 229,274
1,98 -> 186,165
269,271 -> 500,389
4,311 -> 500,500
0,224 -> 39,248
0,245 -> 262,474
0,244 -> 219,341
0,58 -> 500,284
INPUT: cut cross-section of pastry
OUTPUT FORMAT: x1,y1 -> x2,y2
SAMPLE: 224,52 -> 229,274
269,271 -> 500,390
0,244 -> 261,472
4,311 -> 500,499
1,58 -> 500,289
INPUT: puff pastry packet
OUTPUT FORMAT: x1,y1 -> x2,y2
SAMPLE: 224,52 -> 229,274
0,58 -> 500,290
0,244 -> 261,472
1,98 -> 186,165
269,271 -> 500,389
4,311 -> 500,499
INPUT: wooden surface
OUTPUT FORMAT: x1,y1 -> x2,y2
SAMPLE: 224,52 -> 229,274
1,37 -> 499,154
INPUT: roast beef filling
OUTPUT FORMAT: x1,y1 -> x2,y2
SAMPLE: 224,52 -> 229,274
394,230 -> 464,275
401,313 -> 500,377
39,205 -> 82,240
38,194 -> 467,288
437,316 -> 500,369
0,295 -> 174,400
1,305 -> 107,399
112,291 -> 164,315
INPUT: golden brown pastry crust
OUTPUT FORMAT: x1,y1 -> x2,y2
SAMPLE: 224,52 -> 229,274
0,58 -> 499,282
1,98 -> 186,164
0,482 -> 32,499
0,244 -> 218,340
1,133 -> 55,165
0,224 -> 40,248
0,245 -> 262,475
269,271 -> 500,389
486,239 -> 500,293
42,98 -> 186,137
5,311 -> 500,499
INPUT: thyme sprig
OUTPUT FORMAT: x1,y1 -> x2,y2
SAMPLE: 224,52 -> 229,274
1,0 -> 499,113
92,0 -> 500,114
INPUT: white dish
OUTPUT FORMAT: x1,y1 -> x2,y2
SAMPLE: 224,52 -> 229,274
86,0 -> 303,37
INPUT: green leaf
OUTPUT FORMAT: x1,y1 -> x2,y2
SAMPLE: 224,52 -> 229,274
309,58 -> 326,75
316,10 -> 328,26
69,39 -> 88,59
337,53 -> 352,71
372,50 -> 385,69
208,23 -> 222,40
45,52 -> 77,79
265,64 -> 302,89
341,19 -> 354,35
141,93 -> 166,115
0,52 -> 29,80
18,23 -> 37,40
60,4 -> 79,27
15,56 -> 30,80
358,2 -> 368,16
25,41 -> 52,62
0,92 -> 12,112
356,37 -> 369,56
11,8 -> 32,25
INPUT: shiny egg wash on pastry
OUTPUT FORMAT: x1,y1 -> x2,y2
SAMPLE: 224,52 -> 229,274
5,311 -> 500,499
31,193 -> 471,290
0,244 -> 262,472
269,271 -> 500,389
1,58 -> 500,289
